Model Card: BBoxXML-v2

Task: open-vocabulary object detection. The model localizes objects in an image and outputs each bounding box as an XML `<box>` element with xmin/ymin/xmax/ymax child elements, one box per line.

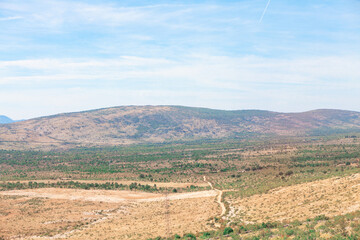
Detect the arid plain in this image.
<box><xmin>1</xmin><ymin>106</ymin><xmax>360</xmax><ymax>239</ymax></box>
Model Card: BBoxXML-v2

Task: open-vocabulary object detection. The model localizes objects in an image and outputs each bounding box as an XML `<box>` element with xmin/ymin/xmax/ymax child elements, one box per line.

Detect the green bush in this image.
<box><xmin>184</xmin><ymin>233</ymin><xmax>196</xmax><ymax>240</ymax></box>
<box><xmin>201</xmin><ymin>232</ymin><xmax>211</xmax><ymax>238</ymax></box>
<box><xmin>223</xmin><ymin>227</ymin><xmax>234</xmax><ymax>235</ymax></box>
<box><xmin>285</xmin><ymin>229</ymin><xmax>294</xmax><ymax>236</ymax></box>
<box><xmin>239</xmin><ymin>225</ymin><xmax>248</xmax><ymax>233</ymax></box>
<box><xmin>314</xmin><ymin>215</ymin><xmax>329</xmax><ymax>221</ymax></box>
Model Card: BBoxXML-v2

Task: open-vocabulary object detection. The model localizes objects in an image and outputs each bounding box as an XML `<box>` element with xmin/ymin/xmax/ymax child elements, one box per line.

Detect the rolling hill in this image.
<box><xmin>1</xmin><ymin>106</ymin><xmax>360</xmax><ymax>150</ymax></box>
<box><xmin>0</xmin><ymin>115</ymin><xmax>14</xmax><ymax>124</ymax></box>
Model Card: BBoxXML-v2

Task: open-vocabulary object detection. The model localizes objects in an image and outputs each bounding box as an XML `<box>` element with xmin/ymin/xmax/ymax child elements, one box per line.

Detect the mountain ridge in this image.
<box><xmin>0</xmin><ymin>115</ymin><xmax>14</xmax><ymax>124</ymax></box>
<box><xmin>1</xmin><ymin>105</ymin><xmax>360</xmax><ymax>150</ymax></box>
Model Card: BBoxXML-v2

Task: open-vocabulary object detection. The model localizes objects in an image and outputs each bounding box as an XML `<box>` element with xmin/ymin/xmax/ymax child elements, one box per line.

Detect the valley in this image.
<box><xmin>1</xmin><ymin>122</ymin><xmax>360</xmax><ymax>239</ymax></box>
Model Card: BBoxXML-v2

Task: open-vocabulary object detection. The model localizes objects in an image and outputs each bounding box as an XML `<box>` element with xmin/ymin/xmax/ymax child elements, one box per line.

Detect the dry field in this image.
<box><xmin>228</xmin><ymin>173</ymin><xmax>360</xmax><ymax>224</ymax></box>
<box><xmin>0</xmin><ymin>188</ymin><xmax>219</xmax><ymax>240</ymax></box>
<box><xmin>1</xmin><ymin>135</ymin><xmax>360</xmax><ymax>239</ymax></box>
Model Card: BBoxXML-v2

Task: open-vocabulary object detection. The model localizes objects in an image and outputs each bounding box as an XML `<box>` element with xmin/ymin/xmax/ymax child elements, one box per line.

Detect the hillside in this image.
<box><xmin>1</xmin><ymin>106</ymin><xmax>360</xmax><ymax>150</ymax></box>
<box><xmin>0</xmin><ymin>115</ymin><xmax>14</xmax><ymax>124</ymax></box>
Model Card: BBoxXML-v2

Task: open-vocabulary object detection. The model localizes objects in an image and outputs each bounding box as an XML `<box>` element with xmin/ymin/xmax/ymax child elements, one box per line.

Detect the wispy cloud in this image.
<box><xmin>1</xmin><ymin>54</ymin><xmax>359</xmax><ymax>91</ymax></box>
<box><xmin>0</xmin><ymin>16</ymin><xmax>23</xmax><ymax>21</ymax></box>
<box><xmin>0</xmin><ymin>0</ymin><xmax>360</xmax><ymax>118</ymax></box>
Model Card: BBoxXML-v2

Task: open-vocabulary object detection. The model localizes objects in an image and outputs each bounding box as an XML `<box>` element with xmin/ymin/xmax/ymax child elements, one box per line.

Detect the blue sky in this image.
<box><xmin>1</xmin><ymin>0</ymin><xmax>360</xmax><ymax>119</ymax></box>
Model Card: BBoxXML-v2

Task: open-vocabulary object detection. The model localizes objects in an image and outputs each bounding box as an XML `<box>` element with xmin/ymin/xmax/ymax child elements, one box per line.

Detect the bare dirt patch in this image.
<box><xmin>66</xmin><ymin>197</ymin><xmax>218</xmax><ymax>240</ymax></box>
<box><xmin>0</xmin><ymin>195</ymin><xmax>120</xmax><ymax>239</ymax></box>
<box><xmin>0</xmin><ymin>188</ymin><xmax>219</xmax><ymax>239</ymax></box>
<box><xmin>0</xmin><ymin>188</ymin><xmax>217</xmax><ymax>203</ymax></box>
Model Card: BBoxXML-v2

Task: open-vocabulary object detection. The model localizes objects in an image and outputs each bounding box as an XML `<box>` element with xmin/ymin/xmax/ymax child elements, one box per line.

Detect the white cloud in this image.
<box><xmin>1</xmin><ymin>1</ymin><xmax>360</xmax><ymax>119</ymax></box>
<box><xmin>1</xmin><ymin>54</ymin><xmax>360</xmax><ymax>119</ymax></box>
<box><xmin>0</xmin><ymin>0</ymin><xmax>217</xmax><ymax>30</ymax></box>
<box><xmin>0</xmin><ymin>16</ymin><xmax>23</xmax><ymax>21</ymax></box>
<box><xmin>1</xmin><ymin>55</ymin><xmax>360</xmax><ymax>88</ymax></box>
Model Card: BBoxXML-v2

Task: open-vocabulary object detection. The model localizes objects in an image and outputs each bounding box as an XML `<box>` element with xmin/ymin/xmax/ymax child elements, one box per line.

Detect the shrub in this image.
<box><xmin>239</xmin><ymin>225</ymin><xmax>248</xmax><ymax>233</ymax></box>
<box><xmin>347</xmin><ymin>234</ymin><xmax>359</xmax><ymax>240</ymax></box>
<box><xmin>184</xmin><ymin>233</ymin><xmax>196</xmax><ymax>240</ymax></box>
<box><xmin>201</xmin><ymin>232</ymin><xmax>211</xmax><ymax>238</ymax></box>
<box><xmin>314</xmin><ymin>215</ymin><xmax>329</xmax><ymax>221</ymax></box>
<box><xmin>285</xmin><ymin>229</ymin><xmax>294</xmax><ymax>236</ymax></box>
<box><xmin>223</xmin><ymin>227</ymin><xmax>234</xmax><ymax>235</ymax></box>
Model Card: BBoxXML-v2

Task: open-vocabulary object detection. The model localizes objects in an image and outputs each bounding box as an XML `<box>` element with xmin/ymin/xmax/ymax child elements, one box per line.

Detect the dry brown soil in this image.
<box><xmin>0</xmin><ymin>189</ymin><xmax>219</xmax><ymax>240</ymax></box>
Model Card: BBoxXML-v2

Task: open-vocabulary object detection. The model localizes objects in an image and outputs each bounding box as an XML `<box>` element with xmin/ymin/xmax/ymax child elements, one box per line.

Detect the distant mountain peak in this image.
<box><xmin>0</xmin><ymin>115</ymin><xmax>14</xmax><ymax>124</ymax></box>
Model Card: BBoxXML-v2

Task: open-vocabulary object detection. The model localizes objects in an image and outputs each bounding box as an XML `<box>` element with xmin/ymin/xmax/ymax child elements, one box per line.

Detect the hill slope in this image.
<box><xmin>0</xmin><ymin>115</ymin><xmax>14</xmax><ymax>124</ymax></box>
<box><xmin>1</xmin><ymin>106</ymin><xmax>360</xmax><ymax>149</ymax></box>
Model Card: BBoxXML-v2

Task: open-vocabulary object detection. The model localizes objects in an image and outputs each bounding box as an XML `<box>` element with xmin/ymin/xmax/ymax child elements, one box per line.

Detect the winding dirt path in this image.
<box><xmin>203</xmin><ymin>176</ymin><xmax>226</xmax><ymax>216</ymax></box>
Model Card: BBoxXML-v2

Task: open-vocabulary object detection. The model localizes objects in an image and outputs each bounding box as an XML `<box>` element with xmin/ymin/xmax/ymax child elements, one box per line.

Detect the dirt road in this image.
<box><xmin>203</xmin><ymin>176</ymin><xmax>226</xmax><ymax>216</ymax></box>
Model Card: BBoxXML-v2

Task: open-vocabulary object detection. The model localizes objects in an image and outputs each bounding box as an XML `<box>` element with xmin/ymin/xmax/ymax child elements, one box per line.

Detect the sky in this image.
<box><xmin>1</xmin><ymin>0</ymin><xmax>360</xmax><ymax>119</ymax></box>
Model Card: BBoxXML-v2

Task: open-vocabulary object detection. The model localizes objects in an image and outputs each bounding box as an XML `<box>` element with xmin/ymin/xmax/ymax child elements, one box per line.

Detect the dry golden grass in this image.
<box><xmin>67</xmin><ymin>197</ymin><xmax>218</xmax><ymax>240</ymax></box>
<box><xmin>0</xmin><ymin>195</ymin><xmax>120</xmax><ymax>239</ymax></box>
<box><xmin>230</xmin><ymin>173</ymin><xmax>360</xmax><ymax>223</ymax></box>
<box><xmin>0</xmin><ymin>188</ymin><xmax>219</xmax><ymax>239</ymax></box>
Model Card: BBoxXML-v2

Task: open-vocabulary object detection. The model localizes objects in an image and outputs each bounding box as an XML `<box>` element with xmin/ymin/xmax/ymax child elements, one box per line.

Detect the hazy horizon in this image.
<box><xmin>1</xmin><ymin>0</ymin><xmax>360</xmax><ymax>119</ymax></box>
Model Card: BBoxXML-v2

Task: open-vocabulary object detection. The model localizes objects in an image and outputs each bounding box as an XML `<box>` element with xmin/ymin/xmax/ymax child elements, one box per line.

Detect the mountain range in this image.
<box><xmin>1</xmin><ymin>105</ymin><xmax>360</xmax><ymax>150</ymax></box>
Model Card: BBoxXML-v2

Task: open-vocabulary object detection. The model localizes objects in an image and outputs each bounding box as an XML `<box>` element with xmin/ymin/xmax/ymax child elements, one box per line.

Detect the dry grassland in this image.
<box><xmin>0</xmin><ymin>189</ymin><xmax>219</xmax><ymax>240</ymax></box>
<box><xmin>229</xmin><ymin>173</ymin><xmax>360</xmax><ymax>224</ymax></box>
<box><xmin>67</xmin><ymin>197</ymin><xmax>218</xmax><ymax>240</ymax></box>
<box><xmin>0</xmin><ymin>195</ymin><xmax>119</xmax><ymax>239</ymax></box>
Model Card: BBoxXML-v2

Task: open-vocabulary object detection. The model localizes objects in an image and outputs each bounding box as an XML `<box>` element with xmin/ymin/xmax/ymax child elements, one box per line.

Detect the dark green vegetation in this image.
<box><xmin>0</xmin><ymin>180</ymin><xmax>207</xmax><ymax>193</ymax></box>
<box><xmin>0</xmin><ymin>139</ymin><xmax>249</xmax><ymax>182</ymax></box>
<box><xmin>1</xmin><ymin>134</ymin><xmax>359</xmax><ymax>186</ymax></box>
<box><xmin>1</xmin><ymin>181</ymin><xmax>157</xmax><ymax>192</ymax></box>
